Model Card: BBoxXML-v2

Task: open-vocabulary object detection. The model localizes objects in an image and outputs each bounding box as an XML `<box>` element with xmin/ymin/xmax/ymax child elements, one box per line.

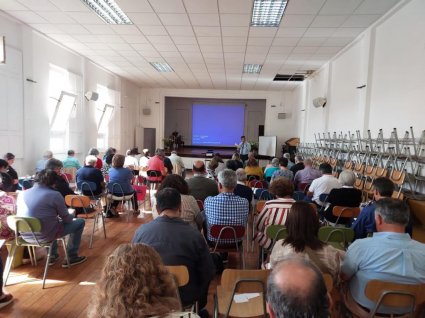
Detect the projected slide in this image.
<box><xmin>192</xmin><ymin>103</ymin><xmax>245</xmax><ymax>146</ymax></box>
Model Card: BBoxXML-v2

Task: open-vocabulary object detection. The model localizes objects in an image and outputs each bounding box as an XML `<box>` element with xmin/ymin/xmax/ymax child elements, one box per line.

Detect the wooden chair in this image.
<box><xmin>318</xmin><ymin>226</ymin><xmax>354</xmax><ymax>250</ymax></box>
<box><xmin>165</xmin><ymin>265</ymin><xmax>196</xmax><ymax>311</ymax></box>
<box><xmin>210</xmin><ymin>225</ymin><xmax>245</xmax><ymax>269</ymax></box>
<box><xmin>65</xmin><ymin>194</ymin><xmax>106</xmax><ymax>248</ymax></box>
<box><xmin>4</xmin><ymin>216</ymin><xmax>70</xmax><ymax>289</ymax></box>
<box><xmin>213</xmin><ymin>269</ymin><xmax>270</xmax><ymax>318</ymax></box>
<box><xmin>332</xmin><ymin>206</ymin><xmax>360</xmax><ymax>226</ymax></box>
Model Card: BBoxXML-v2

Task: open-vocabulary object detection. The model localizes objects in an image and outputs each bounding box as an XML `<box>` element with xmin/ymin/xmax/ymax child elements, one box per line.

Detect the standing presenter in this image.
<box><xmin>236</xmin><ymin>135</ymin><xmax>251</xmax><ymax>163</ymax></box>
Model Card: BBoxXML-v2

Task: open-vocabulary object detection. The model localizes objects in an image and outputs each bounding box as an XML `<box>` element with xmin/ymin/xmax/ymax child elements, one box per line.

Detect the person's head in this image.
<box><xmin>208</xmin><ymin>158</ymin><xmax>219</xmax><ymax>170</ymax></box>
<box><xmin>43</xmin><ymin>150</ymin><xmax>53</xmax><ymax>159</ymax></box>
<box><xmin>131</xmin><ymin>147</ymin><xmax>139</xmax><ymax>155</ymax></box>
<box><xmin>246</xmin><ymin>158</ymin><xmax>258</xmax><ymax>167</ymax></box>
<box><xmin>45</xmin><ymin>158</ymin><xmax>63</xmax><ymax>175</ymax></box>
<box><xmin>88</xmin><ymin>148</ymin><xmax>99</xmax><ymax>157</ymax></box>
<box><xmin>125</xmin><ymin>149</ymin><xmax>131</xmax><ymax>156</ymax></box>
<box><xmin>318</xmin><ymin>163</ymin><xmax>332</xmax><ymax>174</ymax></box>
<box><xmin>88</xmin><ymin>243</ymin><xmax>180</xmax><ymax>318</ymax></box>
<box><xmin>155</xmin><ymin>187</ymin><xmax>182</xmax><ymax>215</ymax></box>
<box><xmin>283</xmin><ymin>202</ymin><xmax>323</xmax><ymax>252</ymax></box>
<box><xmin>294</xmin><ymin>155</ymin><xmax>303</xmax><ymax>164</ymax></box>
<box><xmin>226</xmin><ymin>160</ymin><xmax>239</xmax><ymax>171</ymax></box>
<box><xmin>67</xmin><ymin>150</ymin><xmax>75</xmax><ymax>157</ymax></box>
<box><xmin>283</xmin><ymin>153</ymin><xmax>291</xmax><ymax>160</ymax></box>
<box><xmin>267</xmin><ymin>257</ymin><xmax>329</xmax><ymax>318</ymax></box>
<box><xmin>155</xmin><ymin>148</ymin><xmax>165</xmax><ymax>158</ymax></box>
<box><xmin>105</xmin><ymin>154</ymin><xmax>114</xmax><ymax>165</ymax></box>
<box><xmin>142</xmin><ymin>149</ymin><xmax>150</xmax><ymax>156</ymax></box>
<box><xmin>112</xmin><ymin>154</ymin><xmax>125</xmax><ymax>168</ymax></box>
<box><xmin>241</xmin><ymin>135</ymin><xmax>246</xmax><ymax>142</ymax></box>
<box><xmin>105</xmin><ymin>147</ymin><xmax>116</xmax><ymax>157</ymax></box>
<box><xmin>217</xmin><ymin>169</ymin><xmax>237</xmax><ymax>191</ymax></box>
<box><xmin>0</xmin><ymin>159</ymin><xmax>9</xmax><ymax>173</ymax></box>
<box><xmin>338</xmin><ymin>170</ymin><xmax>356</xmax><ymax>186</ymax></box>
<box><xmin>171</xmin><ymin>150</ymin><xmax>177</xmax><ymax>155</ymax></box>
<box><xmin>158</xmin><ymin>174</ymin><xmax>189</xmax><ymax>195</ymax></box>
<box><xmin>279</xmin><ymin>157</ymin><xmax>288</xmax><ymax>168</ymax></box>
<box><xmin>271</xmin><ymin>158</ymin><xmax>279</xmax><ymax>167</ymax></box>
<box><xmin>3</xmin><ymin>153</ymin><xmax>15</xmax><ymax>166</ymax></box>
<box><xmin>192</xmin><ymin>160</ymin><xmax>206</xmax><ymax>174</ymax></box>
<box><xmin>304</xmin><ymin>158</ymin><xmax>312</xmax><ymax>167</ymax></box>
<box><xmin>269</xmin><ymin>178</ymin><xmax>294</xmax><ymax>198</ymax></box>
<box><xmin>236</xmin><ymin>168</ymin><xmax>247</xmax><ymax>183</ymax></box>
<box><xmin>372</xmin><ymin>177</ymin><xmax>394</xmax><ymax>199</ymax></box>
<box><xmin>34</xmin><ymin>169</ymin><xmax>57</xmax><ymax>187</ymax></box>
<box><xmin>375</xmin><ymin>198</ymin><xmax>410</xmax><ymax>232</ymax></box>
<box><xmin>232</xmin><ymin>152</ymin><xmax>241</xmax><ymax>161</ymax></box>
<box><xmin>85</xmin><ymin>155</ymin><xmax>98</xmax><ymax>166</ymax></box>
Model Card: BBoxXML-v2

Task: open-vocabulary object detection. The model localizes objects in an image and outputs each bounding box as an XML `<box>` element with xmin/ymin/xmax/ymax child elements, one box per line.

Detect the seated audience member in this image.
<box><xmin>186</xmin><ymin>160</ymin><xmax>219</xmax><ymax>202</ymax></box>
<box><xmin>290</xmin><ymin>155</ymin><xmax>305</xmax><ymax>175</ymax></box>
<box><xmin>236</xmin><ymin>135</ymin><xmax>251</xmax><ymax>163</ymax></box>
<box><xmin>62</xmin><ymin>150</ymin><xmax>81</xmax><ymax>170</ymax></box>
<box><xmin>293</xmin><ymin>158</ymin><xmax>321</xmax><ymax>190</ymax></box>
<box><xmin>76</xmin><ymin>155</ymin><xmax>105</xmax><ymax>196</ymax></box>
<box><xmin>3</xmin><ymin>153</ymin><xmax>19</xmax><ymax>192</ymax></box>
<box><xmin>102</xmin><ymin>147</ymin><xmax>116</xmax><ymax>162</ymax></box>
<box><xmin>132</xmin><ymin>188</ymin><xmax>215</xmax><ymax>315</ymax></box>
<box><xmin>283</xmin><ymin>153</ymin><xmax>294</xmax><ymax>169</ymax></box>
<box><xmin>139</xmin><ymin>149</ymin><xmax>150</xmax><ymax>171</ymax></box>
<box><xmin>255</xmin><ymin>178</ymin><xmax>295</xmax><ymax>250</ymax></box>
<box><xmin>45</xmin><ymin>159</ymin><xmax>75</xmax><ymax>198</ymax></box>
<box><xmin>269</xmin><ymin>202</ymin><xmax>344</xmax><ymax>281</ymax></box>
<box><xmin>264</xmin><ymin>158</ymin><xmax>280</xmax><ymax>181</ymax></box>
<box><xmin>88</xmin><ymin>243</ymin><xmax>182</xmax><ymax>318</ymax></box>
<box><xmin>17</xmin><ymin>169</ymin><xmax>86</xmax><ymax>266</ymax></box>
<box><xmin>271</xmin><ymin>158</ymin><xmax>293</xmax><ymax>182</ymax></box>
<box><xmin>124</xmin><ymin>149</ymin><xmax>139</xmax><ymax>174</ymax></box>
<box><xmin>101</xmin><ymin>154</ymin><xmax>113</xmax><ymax>177</ymax></box>
<box><xmin>267</xmin><ymin>257</ymin><xmax>330</xmax><ymax>318</ymax></box>
<box><xmin>0</xmin><ymin>256</ymin><xmax>13</xmax><ymax>309</ymax></box>
<box><xmin>225</xmin><ymin>159</ymin><xmax>239</xmax><ymax>171</ymax></box>
<box><xmin>35</xmin><ymin>150</ymin><xmax>53</xmax><ymax>173</ymax></box>
<box><xmin>204</xmin><ymin>169</ymin><xmax>249</xmax><ymax>244</ymax></box>
<box><xmin>147</xmin><ymin>148</ymin><xmax>167</xmax><ymax>181</ymax></box>
<box><xmin>152</xmin><ymin>175</ymin><xmax>202</xmax><ymax>230</ymax></box>
<box><xmin>168</xmin><ymin>150</ymin><xmax>185</xmax><ymax>177</ymax></box>
<box><xmin>206</xmin><ymin>157</ymin><xmax>219</xmax><ymax>180</ymax></box>
<box><xmin>307</xmin><ymin>163</ymin><xmax>340</xmax><ymax>207</ymax></box>
<box><xmin>164</xmin><ymin>156</ymin><xmax>173</xmax><ymax>175</ymax></box>
<box><xmin>234</xmin><ymin>169</ymin><xmax>253</xmax><ymax>204</ymax></box>
<box><xmin>132</xmin><ymin>147</ymin><xmax>142</xmax><ymax>162</ymax></box>
<box><xmin>245</xmin><ymin>158</ymin><xmax>263</xmax><ymax>180</ymax></box>
<box><xmin>231</xmin><ymin>152</ymin><xmax>244</xmax><ymax>169</ymax></box>
<box><xmin>341</xmin><ymin>199</ymin><xmax>425</xmax><ymax>314</ymax></box>
<box><xmin>0</xmin><ymin>160</ymin><xmax>14</xmax><ymax>192</ymax></box>
<box><xmin>322</xmin><ymin>170</ymin><xmax>362</xmax><ymax>225</ymax></box>
<box><xmin>107</xmin><ymin>154</ymin><xmax>137</xmax><ymax>218</ymax></box>
<box><xmin>88</xmin><ymin>148</ymin><xmax>102</xmax><ymax>169</ymax></box>
<box><xmin>213</xmin><ymin>154</ymin><xmax>226</xmax><ymax>175</ymax></box>
<box><xmin>351</xmin><ymin>177</ymin><xmax>399</xmax><ymax>240</ymax></box>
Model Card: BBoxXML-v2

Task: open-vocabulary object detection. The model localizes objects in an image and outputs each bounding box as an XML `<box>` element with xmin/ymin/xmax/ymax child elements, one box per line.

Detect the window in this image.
<box><xmin>50</xmin><ymin>91</ymin><xmax>77</xmax><ymax>132</ymax></box>
<box><xmin>95</xmin><ymin>84</ymin><xmax>116</xmax><ymax>150</ymax></box>
<box><xmin>97</xmin><ymin>104</ymin><xmax>114</xmax><ymax>149</ymax></box>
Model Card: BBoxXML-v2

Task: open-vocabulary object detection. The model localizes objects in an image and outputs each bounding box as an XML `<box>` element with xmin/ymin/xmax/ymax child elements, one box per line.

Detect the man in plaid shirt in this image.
<box><xmin>204</xmin><ymin>169</ymin><xmax>249</xmax><ymax>244</ymax></box>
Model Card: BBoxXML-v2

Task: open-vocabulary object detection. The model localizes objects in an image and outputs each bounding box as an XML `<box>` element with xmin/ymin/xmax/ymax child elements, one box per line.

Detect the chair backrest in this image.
<box><xmin>256</xmin><ymin>200</ymin><xmax>266</xmax><ymax>213</ymax></box>
<box><xmin>210</xmin><ymin>225</ymin><xmax>245</xmax><ymax>240</ymax></box>
<box><xmin>165</xmin><ymin>265</ymin><xmax>189</xmax><ymax>287</ymax></box>
<box><xmin>265</xmin><ymin>225</ymin><xmax>288</xmax><ymax>242</ymax></box>
<box><xmin>109</xmin><ymin>182</ymin><xmax>125</xmax><ymax>195</ymax></box>
<box><xmin>256</xmin><ymin>189</ymin><xmax>273</xmax><ymax>201</ymax></box>
<box><xmin>332</xmin><ymin>206</ymin><xmax>360</xmax><ymax>219</ymax></box>
<box><xmin>196</xmin><ymin>200</ymin><xmax>204</xmax><ymax>211</ymax></box>
<box><xmin>298</xmin><ymin>182</ymin><xmax>311</xmax><ymax>193</ymax></box>
<box><xmin>293</xmin><ymin>191</ymin><xmax>305</xmax><ymax>201</ymax></box>
<box><xmin>319</xmin><ymin>193</ymin><xmax>329</xmax><ymax>203</ymax></box>
<box><xmin>147</xmin><ymin>170</ymin><xmax>161</xmax><ymax>178</ymax></box>
<box><xmin>7</xmin><ymin>216</ymin><xmax>43</xmax><ymax>245</ymax></box>
<box><xmin>65</xmin><ymin>195</ymin><xmax>91</xmax><ymax>208</ymax></box>
<box><xmin>247</xmin><ymin>175</ymin><xmax>260</xmax><ymax>181</ymax></box>
<box><xmin>364</xmin><ymin>280</ymin><xmax>425</xmax><ymax>315</ymax></box>
<box><xmin>77</xmin><ymin>181</ymin><xmax>97</xmax><ymax>196</ymax></box>
<box><xmin>318</xmin><ymin>226</ymin><xmax>354</xmax><ymax>245</ymax></box>
<box><xmin>221</xmin><ymin>269</ymin><xmax>271</xmax><ymax>293</ymax></box>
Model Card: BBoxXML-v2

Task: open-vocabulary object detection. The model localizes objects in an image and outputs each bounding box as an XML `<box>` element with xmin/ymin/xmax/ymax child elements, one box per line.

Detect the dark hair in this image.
<box><xmin>34</xmin><ymin>169</ymin><xmax>57</xmax><ymax>187</ymax></box>
<box><xmin>318</xmin><ymin>163</ymin><xmax>332</xmax><ymax>174</ymax></box>
<box><xmin>373</xmin><ymin>177</ymin><xmax>394</xmax><ymax>197</ymax></box>
<box><xmin>3</xmin><ymin>153</ymin><xmax>15</xmax><ymax>160</ymax></box>
<box><xmin>156</xmin><ymin>187</ymin><xmax>181</xmax><ymax>212</ymax></box>
<box><xmin>241</xmin><ymin>135</ymin><xmax>246</xmax><ymax>139</ymax></box>
<box><xmin>112</xmin><ymin>154</ymin><xmax>125</xmax><ymax>168</ymax></box>
<box><xmin>279</xmin><ymin>158</ymin><xmax>288</xmax><ymax>168</ymax></box>
<box><xmin>283</xmin><ymin>202</ymin><xmax>324</xmax><ymax>252</ymax></box>
<box><xmin>208</xmin><ymin>158</ymin><xmax>219</xmax><ymax>170</ymax></box>
<box><xmin>130</xmin><ymin>147</ymin><xmax>139</xmax><ymax>155</ymax></box>
<box><xmin>105</xmin><ymin>147</ymin><xmax>116</xmax><ymax>157</ymax></box>
<box><xmin>0</xmin><ymin>159</ymin><xmax>8</xmax><ymax>169</ymax></box>
<box><xmin>226</xmin><ymin>160</ymin><xmax>239</xmax><ymax>171</ymax></box>
<box><xmin>67</xmin><ymin>149</ymin><xmax>75</xmax><ymax>156</ymax></box>
<box><xmin>45</xmin><ymin>158</ymin><xmax>63</xmax><ymax>170</ymax></box>
<box><xmin>105</xmin><ymin>154</ymin><xmax>114</xmax><ymax>165</ymax></box>
<box><xmin>267</xmin><ymin>257</ymin><xmax>329</xmax><ymax>318</ymax></box>
<box><xmin>88</xmin><ymin>147</ymin><xmax>99</xmax><ymax>156</ymax></box>
<box><xmin>246</xmin><ymin>158</ymin><xmax>258</xmax><ymax>167</ymax></box>
<box><xmin>375</xmin><ymin>198</ymin><xmax>410</xmax><ymax>226</ymax></box>
<box><xmin>158</xmin><ymin>174</ymin><xmax>189</xmax><ymax>195</ymax></box>
<box><xmin>269</xmin><ymin>178</ymin><xmax>294</xmax><ymax>197</ymax></box>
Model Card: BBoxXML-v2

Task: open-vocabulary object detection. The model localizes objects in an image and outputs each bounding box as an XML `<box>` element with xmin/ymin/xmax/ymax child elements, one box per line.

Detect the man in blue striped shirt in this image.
<box><xmin>204</xmin><ymin>169</ymin><xmax>249</xmax><ymax>244</ymax></box>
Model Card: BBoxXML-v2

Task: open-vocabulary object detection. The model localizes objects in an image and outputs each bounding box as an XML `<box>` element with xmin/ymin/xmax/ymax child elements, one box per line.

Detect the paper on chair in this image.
<box><xmin>233</xmin><ymin>293</ymin><xmax>261</xmax><ymax>303</ymax></box>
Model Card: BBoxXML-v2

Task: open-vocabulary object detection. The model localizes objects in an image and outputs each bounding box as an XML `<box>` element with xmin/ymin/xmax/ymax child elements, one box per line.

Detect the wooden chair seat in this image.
<box><xmin>216</xmin><ymin>287</ymin><xmax>265</xmax><ymax>318</ymax></box>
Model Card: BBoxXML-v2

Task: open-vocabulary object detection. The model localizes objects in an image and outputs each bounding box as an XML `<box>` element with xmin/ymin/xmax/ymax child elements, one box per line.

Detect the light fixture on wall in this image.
<box><xmin>85</xmin><ymin>91</ymin><xmax>99</xmax><ymax>101</ymax></box>
<box><xmin>80</xmin><ymin>0</ymin><xmax>133</xmax><ymax>24</ymax></box>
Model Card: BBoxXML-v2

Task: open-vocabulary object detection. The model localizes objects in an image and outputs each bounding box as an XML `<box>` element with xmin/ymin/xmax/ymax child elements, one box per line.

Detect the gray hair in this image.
<box><xmin>374</xmin><ymin>198</ymin><xmax>410</xmax><ymax>226</ymax></box>
<box><xmin>295</xmin><ymin>155</ymin><xmax>303</xmax><ymax>163</ymax></box>
<box><xmin>271</xmin><ymin>158</ymin><xmax>279</xmax><ymax>167</ymax></box>
<box><xmin>85</xmin><ymin>155</ymin><xmax>98</xmax><ymax>166</ymax></box>
<box><xmin>88</xmin><ymin>148</ymin><xmax>99</xmax><ymax>156</ymax></box>
<box><xmin>338</xmin><ymin>170</ymin><xmax>356</xmax><ymax>186</ymax></box>
<box><xmin>43</xmin><ymin>150</ymin><xmax>53</xmax><ymax>159</ymax></box>
<box><xmin>235</xmin><ymin>168</ymin><xmax>247</xmax><ymax>182</ymax></box>
<box><xmin>267</xmin><ymin>257</ymin><xmax>329</xmax><ymax>318</ymax></box>
<box><xmin>218</xmin><ymin>169</ymin><xmax>237</xmax><ymax>189</ymax></box>
<box><xmin>45</xmin><ymin>158</ymin><xmax>63</xmax><ymax>170</ymax></box>
<box><xmin>155</xmin><ymin>148</ymin><xmax>165</xmax><ymax>156</ymax></box>
<box><xmin>283</xmin><ymin>153</ymin><xmax>291</xmax><ymax>159</ymax></box>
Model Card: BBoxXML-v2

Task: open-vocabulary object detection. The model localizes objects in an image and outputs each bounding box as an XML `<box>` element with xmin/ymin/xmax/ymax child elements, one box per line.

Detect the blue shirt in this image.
<box><xmin>341</xmin><ymin>232</ymin><xmax>425</xmax><ymax>313</ymax></box>
<box><xmin>204</xmin><ymin>192</ymin><xmax>249</xmax><ymax>243</ymax></box>
<box><xmin>62</xmin><ymin>156</ymin><xmax>81</xmax><ymax>169</ymax></box>
<box><xmin>107</xmin><ymin>167</ymin><xmax>134</xmax><ymax>194</ymax></box>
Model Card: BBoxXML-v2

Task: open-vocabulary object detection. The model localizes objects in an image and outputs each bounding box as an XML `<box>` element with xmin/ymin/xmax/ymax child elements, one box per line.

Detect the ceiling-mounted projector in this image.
<box><xmin>313</xmin><ymin>97</ymin><xmax>327</xmax><ymax>108</ymax></box>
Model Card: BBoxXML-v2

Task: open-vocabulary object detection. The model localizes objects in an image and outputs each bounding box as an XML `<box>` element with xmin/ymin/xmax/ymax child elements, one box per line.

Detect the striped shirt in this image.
<box><xmin>254</xmin><ymin>198</ymin><xmax>295</xmax><ymax>249</ymax></box>
<box><xmin>204</xmin><ymin>192</ymin><xmax>249</xmax><ymax>243</ymax></box>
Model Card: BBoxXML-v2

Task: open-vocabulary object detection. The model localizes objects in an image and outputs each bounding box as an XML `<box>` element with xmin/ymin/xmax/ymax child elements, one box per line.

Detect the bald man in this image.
<box><xmin>267</xmin><ymin>257</ymin><xmax>330</xmax><ymax>318</ymax></box>
<box><xmin>186</xmin><ymin>160</ymin><xmax>219</xmax><ymax>202</ymax></box>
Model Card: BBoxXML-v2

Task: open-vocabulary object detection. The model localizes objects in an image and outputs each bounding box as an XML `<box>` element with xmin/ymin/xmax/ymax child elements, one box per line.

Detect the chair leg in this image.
<box><xmin>61</xmin><ymin>238</ymin><xmax>70</xmax><ymax>268</ymax></box>
<box><xmin>4</xmin><ymin>243</ymin><xmax>18</xmax><ymax>287</ymax></box>
<box><xmin>42</xmin><ymin>246</ymin><xmax>52</xmax><ymax>289</ymax></box>
<box><xmin>89</xmin><ymin>214</ymin><xmax>96</xmax><ymax>249</ymax></box>
<box><xmin>27</xmin><ymin>246</ymin><xmax>35</xmax><ymax>266</ymax></box>
<box><xmin>101</xmin><ymin>212</ymin><xmax>107</xmax><ymax>239</ymax></box>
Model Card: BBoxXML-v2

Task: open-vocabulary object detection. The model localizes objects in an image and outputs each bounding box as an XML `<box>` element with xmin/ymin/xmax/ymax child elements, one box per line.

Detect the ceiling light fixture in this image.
<box><xmin>251</xmin><ymin>0</ymin><xmax>288</xmax><ymax>27</ymax></box>
<box><xmin>80</xmin><ymin>0</ymin><xmax>133</xmax><ymax>25</ymax></box>
<box><xmin>243</xmin><ymin>64</ymin><xmax>263</xmax><ymax>74</ymax></box>
<box><xmin>150</xmin><ymin>62</ymin><xmax>174</xmax><ymax>72</ymax></box>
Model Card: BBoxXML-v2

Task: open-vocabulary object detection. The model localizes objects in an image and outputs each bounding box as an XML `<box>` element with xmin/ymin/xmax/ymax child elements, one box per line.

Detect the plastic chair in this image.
<box><xmin>166</xmin><ymin>265</ymin><xmax>198</xmax><ymax>312</ymax></box>
<box><xmin>4</xmin><ymin>216</ymin><xmax>70</xmax><ymax>289</ymax></box>
<box><xmin>332</xmin><ymin>206</ymin><xmax>360</xmax><ymax>226</ymax></box>
<box><xmin>65</xmin><ymin>194</ymin><xmax>106</xmax><ymax>248</ymax></box>
<box><xmin>210</xmin><ymin>225</ymin><xmax>245</xmax><ymax>269</ymax></box>
<box><xmin>318</xmin><ymin>226</ymin><xmax>354</xmax><ymax>250</ymax></box>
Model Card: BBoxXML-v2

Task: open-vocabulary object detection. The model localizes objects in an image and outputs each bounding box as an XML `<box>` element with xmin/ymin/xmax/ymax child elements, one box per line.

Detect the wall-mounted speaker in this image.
<box><xmin>142</xmin><ymin>108</ymin><xmax>151</xmax><ymax>115</ymax></box>
<box><xmin>277</xmin><ymin>113</ymin><xmax>287</xmax><ymax>119</ymax></box>
<box><xmin>85</xmin><ymin>91</ymin><xmax>99</xmax><ymax>101</ymax></box>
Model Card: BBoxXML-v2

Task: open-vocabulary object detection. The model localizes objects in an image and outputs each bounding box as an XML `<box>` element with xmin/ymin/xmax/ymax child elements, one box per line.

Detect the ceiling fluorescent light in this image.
<box><xmin>251</xmin><ymin>0</ymin><xmax>288</xmax><ymax>27</ymax></box>
<box><xmin>243</xmin><ymin>64</ymin><xmax>262</xmax><ymax>74</ymax></box>
<box><xmin>150</xmin><ymin>62</ymin><xmax>174</xmax><ymax>72</ymax></box>
<box><xmin>81</xmin><ymin>0</ymin><xmax>133</xmax><ymax>25</ymax></box>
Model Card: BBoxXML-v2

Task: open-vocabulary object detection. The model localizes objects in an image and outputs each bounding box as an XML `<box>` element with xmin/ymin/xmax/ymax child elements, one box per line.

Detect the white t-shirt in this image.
<box><xmin>124</xmin><ymin>156</ymin><xmax>138</xmax><ymax>169</ymax></box>
<box><xmin>309</xmin><ymin>174</ymin><xmax>341</xmax><ymax>205</ymax></box>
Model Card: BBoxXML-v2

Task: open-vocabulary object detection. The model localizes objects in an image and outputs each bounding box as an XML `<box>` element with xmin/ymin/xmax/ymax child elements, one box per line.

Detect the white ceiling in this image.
<box><xmin>0</xmin><ymin>0</ymin><xmax>401</xmax><ymax>90</ymax></box>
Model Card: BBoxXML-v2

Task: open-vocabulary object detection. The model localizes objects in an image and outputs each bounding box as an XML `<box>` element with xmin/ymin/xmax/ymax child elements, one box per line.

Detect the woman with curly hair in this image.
<box><xmin>88</xmin><ymin>243</ymin><xmax>182</xmax><ymax>318</ymax></box>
